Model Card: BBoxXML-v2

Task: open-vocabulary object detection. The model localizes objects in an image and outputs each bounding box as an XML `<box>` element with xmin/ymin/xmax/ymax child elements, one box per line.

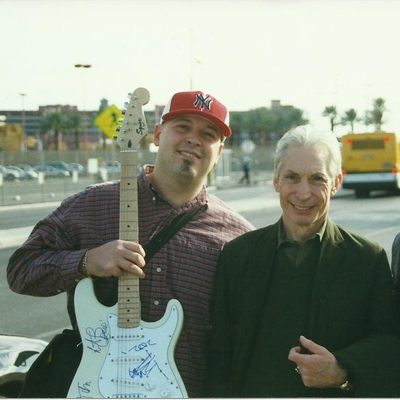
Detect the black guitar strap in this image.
<box><xmin>96</xmin><ymin>205</ymin><xmax>205</xmax><ymax>306</ymax></box>
<box><xmin>143</xmin><ymin>205</ymin><xmax>205</xmax><ymax>262</ymax></box>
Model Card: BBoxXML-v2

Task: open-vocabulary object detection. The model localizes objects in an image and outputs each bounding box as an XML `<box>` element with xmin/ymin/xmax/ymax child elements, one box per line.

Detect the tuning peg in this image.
<box><xmin>121</xmin><ymin>109</ymin><xmax>126</xmax><ymax>115</ymax></box>
<box><xmin>127</xmin><ymin>93</ymin><xmax>132</xmax><ymax>98</ymax></box>
<box><xmin>124</xmin><ymin>102</ymin><xmax>129</xmax><ymax>108</ymax></box>
<box><xmin>118</xmin><ymin>118</ymin><xmax>124</xmax><ymax>123</ymax></box>
<box><xmin>116</xmin><ymin>126</ymin><xmax>121</xmax><ymax>132</ymax></box>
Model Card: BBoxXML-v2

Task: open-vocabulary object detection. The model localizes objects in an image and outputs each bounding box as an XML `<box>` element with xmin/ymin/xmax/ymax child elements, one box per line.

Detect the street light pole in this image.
<box><xmin>20</xmin><ymin>93</ymin><xmax>26</xmax><ymax>151</ymax></box>
<box><xmin>74</xmin><ymin>64</ymin><xmax>92</xmax><ymax>149</ymax></box>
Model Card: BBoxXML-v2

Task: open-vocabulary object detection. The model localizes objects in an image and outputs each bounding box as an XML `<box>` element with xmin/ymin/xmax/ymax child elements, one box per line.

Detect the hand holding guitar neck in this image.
<box><xmin>83</xmin><ymin>240</ymin><xmax>146</xmax><ymax>279</ymax></box>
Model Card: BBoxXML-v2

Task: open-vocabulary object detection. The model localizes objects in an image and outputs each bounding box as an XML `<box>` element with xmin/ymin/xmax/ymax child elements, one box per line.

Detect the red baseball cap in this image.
<box><xmin>160</xmin><ymin>91</ymin><xmax>232</xmax><ymax>138</ymax></box>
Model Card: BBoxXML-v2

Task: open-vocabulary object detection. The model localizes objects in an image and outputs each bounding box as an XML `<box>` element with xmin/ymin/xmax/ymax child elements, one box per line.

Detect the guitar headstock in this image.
<box><xmin>115</xmin><ymin>87</ymin><xmax>150</xmax><ymax>150</ymax></box>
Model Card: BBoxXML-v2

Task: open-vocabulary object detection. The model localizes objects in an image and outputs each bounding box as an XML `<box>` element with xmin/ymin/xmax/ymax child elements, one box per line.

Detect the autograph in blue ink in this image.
<box><xmin>127</xmin><ymin>339</ymin><xmax>156</xmax><ymax>353</ymax></box>
<box><xmin>84</xmin><ymin>323</ymin><xmax>110</xmax><ymax>354</ymax></box>
<box><xmin>129</xmin><ymin>350</ymin><xmax>168</xmax><ymax>380</ymax></box>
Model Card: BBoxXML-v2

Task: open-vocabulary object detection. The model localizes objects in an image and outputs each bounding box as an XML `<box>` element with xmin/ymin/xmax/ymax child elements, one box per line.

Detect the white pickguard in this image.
<box><xmin>67</xmin><ymin>278</ymin><xmax>188</xmax><ymax>398</ymax></box>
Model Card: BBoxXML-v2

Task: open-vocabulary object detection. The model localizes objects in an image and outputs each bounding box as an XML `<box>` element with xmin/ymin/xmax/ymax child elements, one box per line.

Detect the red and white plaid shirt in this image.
<box><xmin>7</xmin><ymin>166</ymin><xmax>254</xmax><ymax>397</ymax></box>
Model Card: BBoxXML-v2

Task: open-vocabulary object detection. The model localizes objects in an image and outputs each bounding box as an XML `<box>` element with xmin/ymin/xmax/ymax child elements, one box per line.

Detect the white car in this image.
<box><xmin>8</xmin><ymin>166</ymin><xmax>38</xmax><ymax>180</ymax></box>
<box><xmin>0</xmin><ymin>166</ymin><xmax>20</xmax><ymax>181</ymax></box>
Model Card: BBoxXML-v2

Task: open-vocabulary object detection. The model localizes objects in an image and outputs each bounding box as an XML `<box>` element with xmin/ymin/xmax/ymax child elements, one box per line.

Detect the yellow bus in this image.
<box><xmin>341</xmin><ymin>131</ymin><xmax>400</xmax><ymax>198</ymax></box>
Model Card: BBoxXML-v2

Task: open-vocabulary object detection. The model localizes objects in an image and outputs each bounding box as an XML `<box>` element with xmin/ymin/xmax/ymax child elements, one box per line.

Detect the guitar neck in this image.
<box><xmin>113</xmin><ymin>87</ymin><xmax>149</xmax><ymax>328</ymax></box>
<box><xmin>118</xmin><ymin>150</ymin><xmax>141</xmax><ymax>328</ymax></box>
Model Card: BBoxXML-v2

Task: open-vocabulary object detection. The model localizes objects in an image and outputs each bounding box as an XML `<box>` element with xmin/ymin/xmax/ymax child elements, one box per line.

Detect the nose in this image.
<box><xmin>295</xmin><ymin>180</ymin><xmax>312</xmax><ymax>200</ymax></box>
<box><xmin>186</xmin><ymin>131</ymin><xmax>201</xmax><ymax>146</ymax></box>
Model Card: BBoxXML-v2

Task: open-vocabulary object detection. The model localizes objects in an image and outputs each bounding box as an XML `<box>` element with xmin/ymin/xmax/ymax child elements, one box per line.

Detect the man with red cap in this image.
<box><xmin>7</xmin><ymin>91</ymin><xmax>254</xmax><ymax>397</ymax></box>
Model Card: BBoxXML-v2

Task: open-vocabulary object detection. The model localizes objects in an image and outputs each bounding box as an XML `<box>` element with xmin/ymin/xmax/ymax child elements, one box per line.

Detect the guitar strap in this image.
<box><xmin>143</xmin><ymin>204</ymin><xmax>205</xmax><ymax>262</ymax></box>
<box><xmin>97</xmin><ymin>204</ymin><xmax>205</xmax><ymax>306</ymax></box>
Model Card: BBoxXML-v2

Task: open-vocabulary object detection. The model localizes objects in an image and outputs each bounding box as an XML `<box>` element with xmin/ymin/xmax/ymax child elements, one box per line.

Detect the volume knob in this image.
<box><xmin>160</xmin><ymin>389</ymin><xmax>170</xmax><ymax>398</ymax></box>
<box><xmin>144</xmin><ymin>381</ymin><xmax>155</xmax><ymax>391</ymax></box>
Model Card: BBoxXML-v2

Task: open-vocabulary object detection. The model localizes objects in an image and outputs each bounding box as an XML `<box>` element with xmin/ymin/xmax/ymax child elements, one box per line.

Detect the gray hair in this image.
<box><xmin>274</xmin><ymin>125</ymin><xmax>342</xmax><ymax>181</ymax></box>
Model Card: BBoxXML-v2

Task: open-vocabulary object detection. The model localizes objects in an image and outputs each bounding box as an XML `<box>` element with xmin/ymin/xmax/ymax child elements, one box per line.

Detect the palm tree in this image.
<box><xmin>341</xmin><ymin>108</ymin><xmax>358</xmax><ymax>133</ymax></box>
<box><xmin>98</xmin><ymin>98</ymin><xmax>109</xmax><ymax>115</ymax></box>
<box><xmin>322</xmin><ymin>106</ymin><xmax>338</xmax><ymax>132</ymax></box>
<box><xmin>362</xmin><ymin>110</ymin><xmax>373</xmax><ymax>132</ymax></box>
<box><xmin>40</xmin><ymin>112</ymin><xmax>66</xmax><ymax>150</ymax></box>
<box><xmin>66</xmin><ymin>113</ymin><xmax>83</xmax><ymax>150</ymax></box>
<box><xmin>370</xmin><ymin>98</ymin><xmax>386</xmax><ymax>131</ymax></box>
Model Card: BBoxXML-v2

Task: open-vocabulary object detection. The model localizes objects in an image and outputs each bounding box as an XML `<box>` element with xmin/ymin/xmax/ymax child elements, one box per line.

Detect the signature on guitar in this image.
<box><xmin>84</xmin><ymin>323</ymin><xmax>110</xmax><ymax>354</ymax></box>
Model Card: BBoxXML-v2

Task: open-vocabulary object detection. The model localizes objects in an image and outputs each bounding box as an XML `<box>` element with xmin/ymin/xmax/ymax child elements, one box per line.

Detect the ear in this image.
<box><xmin>273</xmin><ymin>173</ymin><xmax>280</xmax><ymax>193</ymax></box>
<box><xmin>331</xmin><ymin>174</ymin><xmax>343</xmax><ymax>196</ymax></box>
<box><xmin>216</xmin><ymin>141</ymin><xmax>224</xmax><ymax>158</ymax></box>
<box><xmin>153</xmin><ymin>124</ymin><xmax>162</xmax><ymax>146</ymax></box>
<box><xmin>212</xmin><ymin>142</ymin><xmax>225</xmax><ymax>168</ymax></box>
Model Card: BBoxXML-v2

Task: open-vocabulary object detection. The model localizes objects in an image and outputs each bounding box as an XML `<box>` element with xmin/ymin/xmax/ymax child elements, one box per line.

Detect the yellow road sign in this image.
<box><xmin>94</xmin><ymin>105</ymin><xmax>123</xmax><ymax>139</ymax></box>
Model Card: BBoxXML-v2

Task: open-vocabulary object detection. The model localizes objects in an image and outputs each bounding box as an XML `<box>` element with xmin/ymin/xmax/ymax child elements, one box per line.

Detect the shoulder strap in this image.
<box><xmin>94</xmin><ymin>205</ymin><xmax>205</xmax><ymax>306</ymax></box>
<box><xmin>144</xmin><ymin>205</ymin><xmax>205</xmax><ymax>263</ymax></box>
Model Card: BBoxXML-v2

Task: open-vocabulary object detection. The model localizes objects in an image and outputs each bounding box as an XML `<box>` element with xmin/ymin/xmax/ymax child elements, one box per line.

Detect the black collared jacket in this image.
<box><xmin>205</xmin><ymin>218</ymin><xmax>400</xmax><ymax>397</ymax></box>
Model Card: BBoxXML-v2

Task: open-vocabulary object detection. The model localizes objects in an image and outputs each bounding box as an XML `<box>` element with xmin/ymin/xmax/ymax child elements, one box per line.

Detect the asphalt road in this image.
<box><xmin>1</xmin><ymin>183</ymin><xmax>399</xmax><ymax>342</ymax></box>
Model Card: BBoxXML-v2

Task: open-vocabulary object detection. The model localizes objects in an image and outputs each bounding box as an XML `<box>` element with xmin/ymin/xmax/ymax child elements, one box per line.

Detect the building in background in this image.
<box><xmin>0</xmin><ymin>106</ymin><xmax>158</xmax><ymax>151</ymax></box>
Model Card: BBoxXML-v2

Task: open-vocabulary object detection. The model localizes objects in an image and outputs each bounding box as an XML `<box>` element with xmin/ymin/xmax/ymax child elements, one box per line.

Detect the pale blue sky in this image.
<box><xmin>1</xmin><ymin>0</ymin><xmax>399</xmax><ymax>135</ymax></box>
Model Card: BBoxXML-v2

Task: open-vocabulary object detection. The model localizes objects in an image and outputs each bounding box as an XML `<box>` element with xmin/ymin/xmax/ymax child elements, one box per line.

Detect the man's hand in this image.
<box><xmin>84</xmin><ymin>240</ymin><xmax>146</xmax><ymax>278</ymax></box>
<box><xmin>288</xmin><ymin>335</ymin><xmax>348</xmax><ymax>388</ymax></box>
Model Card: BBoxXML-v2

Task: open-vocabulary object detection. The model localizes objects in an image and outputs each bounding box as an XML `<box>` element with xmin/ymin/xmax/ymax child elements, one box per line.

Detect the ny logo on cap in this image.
<box><xmin>193</xmin><ymin>93</ymin><xmax>213</xmax><ymax>112</ymax></box>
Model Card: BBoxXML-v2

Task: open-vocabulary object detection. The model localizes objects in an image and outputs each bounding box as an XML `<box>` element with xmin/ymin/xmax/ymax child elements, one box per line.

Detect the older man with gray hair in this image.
<box><xmin>205</xmin><ymin>125</ymin><xmax>400</xmax><ymax>397</ymax></box>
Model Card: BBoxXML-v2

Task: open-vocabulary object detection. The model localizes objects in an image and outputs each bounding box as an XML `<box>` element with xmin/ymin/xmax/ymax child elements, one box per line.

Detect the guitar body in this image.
<box><xmin>68</xmin><ymin>278</ymin><xmax>187</xmax><ymax>398</ymax></box>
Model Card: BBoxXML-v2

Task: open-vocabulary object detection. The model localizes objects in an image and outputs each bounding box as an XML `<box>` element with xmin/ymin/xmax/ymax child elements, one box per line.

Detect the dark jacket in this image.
<box><xmin>392</xmin><ymin>232</ymin><xmax>400</xmax><ymax>312</ymax></box>
<box><xmin>205</xmin><ymin>219</ymin><xmax>400</xmax><ymax>397</ymax></box>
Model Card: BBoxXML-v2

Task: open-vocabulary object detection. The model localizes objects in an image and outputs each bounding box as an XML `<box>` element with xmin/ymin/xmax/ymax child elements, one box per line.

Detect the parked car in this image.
<box><xmin>0</xmin><ymin>334</ymin><xmax>48</xmax><ymax>397</ymax></box>
<box><xmin>68</xmin><ymin>163</ymin><xmax>85</xmax><ymax>176</ymax></box>
<box><xmin>101</xmin><ymin>161</ymin><xmax>121</xmax><ymax>174</ymax></box>
<box><xmin>0</xmin><ymin>165</ymin><xmax>20</xmax><ymax>181</ymax></box>
<box><xmin>16</xmin><ymin>164</ymin><xmax>37</xmax><ymax>175</ymax></box>
<box><xmin>35</xmin><ymin>161</ymin><xmax>70</xmax><ymax>174</ymax></box>
<box><xmin>98</xmin><ymin>160</ymin><xmax>121</xmax><ymax>180</ymax></box>
<box><xmin>34</xmin><ymin>165</ymin><xmax>70</xmax><ymax>178</ymax></box>
<box><xmin>8</xmin><ymin>166</ymin><xmax>38</xmax><ymax>180</ymax></box>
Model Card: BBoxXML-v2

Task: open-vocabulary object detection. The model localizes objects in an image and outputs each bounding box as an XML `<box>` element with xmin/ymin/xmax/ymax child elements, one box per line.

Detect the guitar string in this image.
<box><xmin>119</xmin><ymin>148</ymin><xmax>140</xmax><ymax>397</ymax></box>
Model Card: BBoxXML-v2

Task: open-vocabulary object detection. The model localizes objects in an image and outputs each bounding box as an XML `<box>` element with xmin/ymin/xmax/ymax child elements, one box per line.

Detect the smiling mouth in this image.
<box><xmin>293</xmin><ymin>204</ymin><xmax>314</xmax><ymax>211</ymax></box>
<box><xmin>178</xmin><ymin>150</ymin><xmax>199</xmax><ymax>159</ymax></box>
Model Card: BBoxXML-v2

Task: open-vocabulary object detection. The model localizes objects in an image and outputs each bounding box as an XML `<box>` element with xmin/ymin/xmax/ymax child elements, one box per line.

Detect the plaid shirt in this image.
<box><xmin>7</xmin><ymin>167</ymin><xmax>254</xmax><ymax>397</ymax></box>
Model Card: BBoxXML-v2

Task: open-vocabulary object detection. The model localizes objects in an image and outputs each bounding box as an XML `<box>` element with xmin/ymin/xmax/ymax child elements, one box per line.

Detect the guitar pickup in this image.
<box><xmin>112</xmin><ymin>379</ymin><xmax>141</xmax><ymax>388</ymax></box>
<box><xmin>111</xmin><ymin>334</ymin><xmax>144</xmax><ymax>341</ymax></box>
<box><xmin>110</xmin><ymin>393</ymin><xmax>144</xmax><ymax>398</ymax></box>
<box><xmin>112</xmin><ymin>356</ymin><xmax>142</xmax><ymax>364</ymax></box>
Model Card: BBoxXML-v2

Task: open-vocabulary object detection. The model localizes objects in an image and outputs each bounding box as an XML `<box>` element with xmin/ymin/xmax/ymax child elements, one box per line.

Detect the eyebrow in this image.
<box><xmin>174</xmin><ymin>117</ymin><xmax>221</xmax><ymax>136</ymax></box>
<box><xmin>284</xmin><ymin>169</ymin><xmax>327</xmax><ymax>177</ymax></box>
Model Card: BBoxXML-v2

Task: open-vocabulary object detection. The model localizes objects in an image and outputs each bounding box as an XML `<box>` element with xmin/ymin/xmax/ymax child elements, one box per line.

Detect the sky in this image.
<box><xmin>1</xmin><ymin>0</ymin><xmax>400</xmax><ymax>136</ymax></box>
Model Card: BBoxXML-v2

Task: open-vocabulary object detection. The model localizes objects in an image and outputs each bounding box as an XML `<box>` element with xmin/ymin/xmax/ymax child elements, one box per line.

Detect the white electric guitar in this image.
<box><xmin>68</xmin><ymin>88</ymin><xmax>188</xmax><ymax>399</ymax></box>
